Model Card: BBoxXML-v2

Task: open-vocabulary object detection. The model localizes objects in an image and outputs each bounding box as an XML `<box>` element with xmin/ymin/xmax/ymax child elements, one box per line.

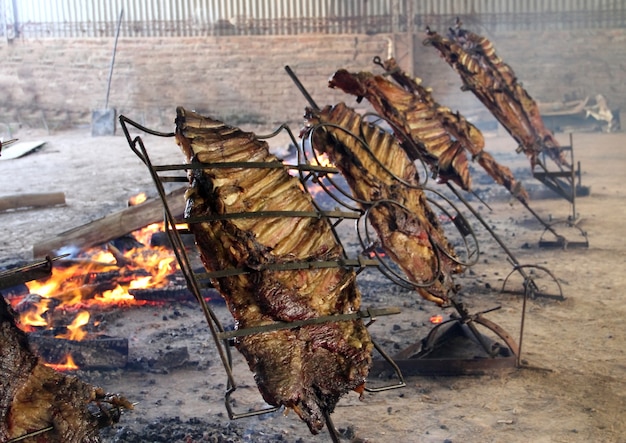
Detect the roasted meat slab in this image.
<box><xmin>302</xmin><ymin>102</ymin><xmax>461</xmax><ymax>306</ymax></box>
<box><xmin>0</xmin><ymin>296</ymin><xmax>130</xmax><ymax>443</ymax></box>
<box><xmin>329</xmin><ymin>64</ymin><xmax>529</xmax><ymax>202</ymax></box>
<box><xmin>174</xmin><ymin>107</ymin><xmax>372</xmax><ymax>434</ymax></box>
<box><xmin>380</xmin><ymin>57</ymin><xmax>529</xmax><ymax>202</ymax></box>
<box><xmin>329</xmin><ymin>68</ymin><xmax>472</xmax><ymax>191</ymax></box>
<box><xmin>424</xmin><ymin>20</ymin><xmax>568</xmax><ymax>169</ymax></box>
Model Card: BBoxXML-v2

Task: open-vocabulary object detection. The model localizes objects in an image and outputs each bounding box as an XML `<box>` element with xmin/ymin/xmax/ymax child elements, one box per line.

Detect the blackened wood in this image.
<box><xmin>149</xmin><ymin>231</ymin><xmax>196</xmax><ymax>248</ymax></box>
<box><xmin>29</xmin><ymin>333</ymin><xmax>128</xmax><ymax>369</ymax></box>
<box><xmin>129</xmin><ymin>285</ymin><xmax>221</xmax><ymax>303</ymax></box>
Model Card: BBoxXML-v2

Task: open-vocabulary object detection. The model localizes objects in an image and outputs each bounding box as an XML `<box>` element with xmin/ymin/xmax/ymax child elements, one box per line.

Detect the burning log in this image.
<box><xmin>32</xmin><ymin>187</ymin><xmax>187</xmax><ymax>258</ymax></box>
<box><xmin>0</xmin><ymin>295</ymin><xmax>131</xmax><ymax>442</ymax></box>
<box><xmin>128</xmin><ymin>285</ymin><xmax>216</xmax><ymax>303</ymax></box>
<box><xmin>28</xmin><ymin>333</ymin><xmax>128</xmax><ymax>370</ymax></box>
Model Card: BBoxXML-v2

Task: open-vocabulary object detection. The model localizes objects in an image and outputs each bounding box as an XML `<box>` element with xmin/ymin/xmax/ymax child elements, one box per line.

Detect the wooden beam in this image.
<box><xmin>32</xmin><ymin>187</ymin><xmax>187</xmax><ymax>258</ymax></box>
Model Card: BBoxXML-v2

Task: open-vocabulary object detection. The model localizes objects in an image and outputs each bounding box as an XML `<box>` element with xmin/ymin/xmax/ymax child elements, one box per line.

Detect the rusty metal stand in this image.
<box><xmin>368</xmin><ymin>55</ymin><xmax>589</xmax><ymax>250</ymax></box>
<box><xmin>119</xmin><ymin>115</ymin><xmax>406</xmax><ymax>435</ymax></box>
<box><xmin>532</xmin><ymin>134</ymin><xmax>589</xmax><ymax>248</ymax></box>
<box><xmin>371</xmin><ymin>301</ymin><xmax>519</xmax><ymax>377</ymax></box>
<box><xmin>446</xmin><ymin>183</ymin><xmax>564</xmax><ymax>301</ymax></box>
<box><xmin>287</xmin><ymin>64</ymin><xmax>533</xmax><ymax>376</ymax></box>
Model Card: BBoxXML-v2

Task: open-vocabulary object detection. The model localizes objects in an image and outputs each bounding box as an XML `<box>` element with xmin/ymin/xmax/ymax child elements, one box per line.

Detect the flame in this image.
<box><xmin>429</xmin><ymin>314</ymin><xmax>444</xmax><ymax>324</ymax></box>
<box><xmin>128</xmin><ymin>192</ymin><xmax>148</xmax><ymax>206</ymax></box>
<box><xmin>312</xmin><ymin>152</ymin><xmax>332</xmax><ymax>168</ymax></box>
<box><xmin>132</xmin><ymin>222</ymin><xmax>188</xmax><ymax>246</ymax></box>
<box><xmin>14</xmin><ymin>222</ymin><xmax>181</xmax><ymax>339</ymax></box>
<box><xmin>44</xmin><ymin>354</ymin><xmax>79</xmax><ymax>371</ymax></box>
<box><xmin>95</xmin><ymin>284</ymin><xmax>136</xmax><ymax>304</ymax></box>
<box><xmin>56</xmin><ymin>311</ymin><xmax>90</xmax><ymax>341</ymax></box>
<box><xmin>19</xmin><ymin>298</ymin><xmax>52</xmax><ymax>329</ymax></box>
<box><xmin>133</xmin><ymin>222</ymin><xmax>162</xmax><ymax>245</ymax></box>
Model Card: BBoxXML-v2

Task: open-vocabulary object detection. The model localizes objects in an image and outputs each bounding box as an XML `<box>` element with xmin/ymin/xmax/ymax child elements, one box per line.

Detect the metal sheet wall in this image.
<box><xmin>2</xmin><ymin>0</ymin><xmax>624</xmax><ymax>39</ymax></box>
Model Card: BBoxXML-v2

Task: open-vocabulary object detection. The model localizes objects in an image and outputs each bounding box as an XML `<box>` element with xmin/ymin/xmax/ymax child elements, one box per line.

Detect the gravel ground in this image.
<box><xmin>1</xmin><ymin>124</ymin><xmax>625</xmax><ymax>442</ymax></box>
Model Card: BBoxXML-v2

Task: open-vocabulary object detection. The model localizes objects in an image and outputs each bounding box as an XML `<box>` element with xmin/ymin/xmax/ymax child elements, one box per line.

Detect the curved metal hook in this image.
<box><xmin>501</xmin><ymin>264</ymin><xmax>564</xmax><ymax>300</ymax></box>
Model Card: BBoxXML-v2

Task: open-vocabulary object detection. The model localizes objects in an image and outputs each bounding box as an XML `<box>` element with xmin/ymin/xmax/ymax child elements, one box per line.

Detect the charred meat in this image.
<box><xmin>174</xmin><ymin>107</ymin><xmax>372</xmax><ymax>434</ymax></box>
<box><xmin>302</xmin><ymin>102</ymin><xmax>461</xmax><ymax>306</ymax></box>
<box><xmin>329</xmin><ymin>68</ymin><xmax>472</xmax><ymax>191</ymax></box>
<box><xmin>0</xmin><ymin>296</ymin><xmax>131</xmax><ymax>443</ymax></box>
<box><xmin>424</xmin><ymin>20</ymin><xmax>568</xmax><ymax>169</ymax></box>
<box><xmin>378</xmin><ymin>57</ymin><xmax>529</xmax><ymax>202</ymax></box>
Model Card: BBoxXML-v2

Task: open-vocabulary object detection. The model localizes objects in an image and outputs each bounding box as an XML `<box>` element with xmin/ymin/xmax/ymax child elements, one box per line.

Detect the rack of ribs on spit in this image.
<box><xmin>0</xmin><ymin>296</ymin><xmax>131</xmax><ymax>443</ymax></box>
<box><xmin>174</xmin><ymin>107</ymin><xmax>373</xmax><ymax>435</ymax></box>
<box><xmin>329</xmin><ymin>68</ymin><xmax>471</xmax><ymax>191</ymax></box>
<box><xmin>302</xmin><ymin>102</ymin><xmax>466</xmax><ymax>306</ymax></box>
<box><xmin>376</xmin><ymin>56</ymin><xmax>529</xmax><ymax>203</ymax></box>
<box><xmin>424</xmin><ymin>19</ymin><xmax>569</xmax><ymax>169</ymax></box>
<box><xmin>328</xmin><ymin>66</ymin><xmax>530</xmax><ymax>203</ymax></box>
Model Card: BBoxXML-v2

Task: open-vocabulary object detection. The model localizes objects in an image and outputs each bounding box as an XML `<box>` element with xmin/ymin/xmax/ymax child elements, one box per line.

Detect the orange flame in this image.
<box><xmin>312</xmin><ymin>152</ymin><xmax>332</xmax><ymax>168</ymax></box>
<box><xmin>128</xmin><ymin>192</ymin><xmax>148</xmax><ymax>206</ymax></box>
<box><xmin>20</xmin><ymin>298</ymin><xmax>52</xmax><ymax>330</ymax></box>
<box><xmin>429</xmin><ymin>314</ymin><xmax>444</xmax><ymax>324</ymax></box>
<box><xmin>92</xmin><ymin>284</ymin><xmax>139</xmax><ymax>307</ymax></box>
<box><xmin>44</xmin><ymin>353</ymin><xmax>79</xmax><ymax>371</ymax></box>
<box><xmin>15</xmin><ymin>222</ymin><xmax>180</xmax><ymax>338</ymax></box>
<box><xmin>55</xmin><ymin>311</ymin><xmax>90</xmax><ymax>341</ymax></box>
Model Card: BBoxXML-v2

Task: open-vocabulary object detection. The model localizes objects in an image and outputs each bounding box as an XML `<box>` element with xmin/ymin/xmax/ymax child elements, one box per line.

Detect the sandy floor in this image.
<box><xmin>1</xmin><ymin>123</ymin><xmax>625</xmax><ymax>442</ymax></box>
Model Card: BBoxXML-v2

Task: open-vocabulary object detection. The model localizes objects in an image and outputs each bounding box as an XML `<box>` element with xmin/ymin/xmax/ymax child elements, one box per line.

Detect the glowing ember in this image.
<box><xmin>429</xmin><ymin>314</ymin><xmax>444</xmax><ymax>324</ymax></box>
<box><xmin>44</xmin><ymin>353</ymin><xmax>79</xmax><ymax>371</ymax></box>
<box><xmin>438</xmin><ymin>214</ymin><xmax>453</xmax><ymax>224</ymax></box>
<box><xmin>55</xmin><ymin>311</ymin><xmax>90</xmax><ymax>341</ymax></box>
<box><xmin>367</xmin><ymin>249</ymin><xmax>387</xmax><ymax>259</ymax></box>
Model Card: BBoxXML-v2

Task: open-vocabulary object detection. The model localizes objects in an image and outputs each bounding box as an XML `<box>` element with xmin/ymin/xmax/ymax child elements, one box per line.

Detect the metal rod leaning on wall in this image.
<box><xmin>105</xmin><ymin>8</ymin><xmax>124</xmax><ymax>110</ymax></box>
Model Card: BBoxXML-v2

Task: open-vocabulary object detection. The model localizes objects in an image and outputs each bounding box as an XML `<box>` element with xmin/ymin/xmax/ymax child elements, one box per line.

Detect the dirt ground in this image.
<box><xmin>1</xmin><ymin>121</ymin><xmax>625</xmax><ymax>443</ymax></box>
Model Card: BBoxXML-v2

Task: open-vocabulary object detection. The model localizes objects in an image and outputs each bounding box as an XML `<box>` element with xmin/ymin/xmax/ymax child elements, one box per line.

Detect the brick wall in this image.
<box><xmin>1</xmin><ymin>29</ymin><xmax>624</xmax><ymax>131</ymax></box>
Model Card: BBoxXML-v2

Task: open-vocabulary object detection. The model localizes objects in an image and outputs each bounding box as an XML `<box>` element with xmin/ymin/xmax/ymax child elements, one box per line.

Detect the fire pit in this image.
<box><xmin>114</xmin><ymin>107</ymin><xmax>531</xmax><ymax>440</ymax></box>
<box><xmin>2</xmin><ymin>218</ymin><xmax>210</xmax><ymax>373</ymax></box>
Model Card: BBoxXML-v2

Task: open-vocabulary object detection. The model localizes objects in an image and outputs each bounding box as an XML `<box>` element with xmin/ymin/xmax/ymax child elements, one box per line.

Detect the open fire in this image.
<box><xmin>9</xmin><ymin>217</ymin><xmax>184</xmax><ymax>370</ymax></box>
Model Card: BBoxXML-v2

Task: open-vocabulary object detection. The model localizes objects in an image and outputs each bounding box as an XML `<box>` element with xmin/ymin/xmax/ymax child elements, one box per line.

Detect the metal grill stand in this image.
<box><xmin>120</xmin><ymin>115</ymin><xmax>406</xmax><ymax>442</ymax></box>
<box><xmin>532</xmin><ymin>133</ymin><xmax>589</xmax><ymax>248</ymax></box>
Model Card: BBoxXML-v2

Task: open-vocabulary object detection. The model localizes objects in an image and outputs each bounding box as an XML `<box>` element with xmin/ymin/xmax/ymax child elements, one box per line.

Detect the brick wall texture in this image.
<box><xmin>1</xmin><ymin>29</ymin><xmax>625</xmax><ymax>131</ymax></box>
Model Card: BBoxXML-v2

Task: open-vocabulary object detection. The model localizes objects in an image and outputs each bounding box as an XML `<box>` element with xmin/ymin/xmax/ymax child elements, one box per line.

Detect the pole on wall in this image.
<box><xmin>91</xmin><ymin>8</ymin><xmax>124</xmax><ymax>137</ymax></box>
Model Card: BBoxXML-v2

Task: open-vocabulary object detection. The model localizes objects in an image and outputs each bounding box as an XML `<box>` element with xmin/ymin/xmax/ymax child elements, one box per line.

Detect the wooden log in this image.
<box><xmin>0</xmin><ymin>192</ymin><xmax>65</xmax><ymax>212</ymax></box>
<box><xmin>33</xmin><ymin>187</ymin><xmax>187</xmax><ymax>258</ymax></box>
<box><xmin>129</xmin><ymin>285</ymin><xmax>222</xmax><ymax>303</ymax></box>
<box><xmin>29</xmin><ymin>333</ymin><xmax>129</xmax><ymax>370</ymax></box>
